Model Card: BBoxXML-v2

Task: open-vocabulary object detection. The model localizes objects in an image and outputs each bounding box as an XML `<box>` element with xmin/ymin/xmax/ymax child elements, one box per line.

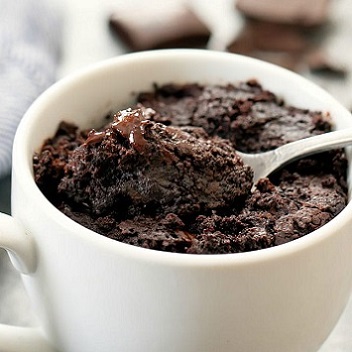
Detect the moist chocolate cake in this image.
<box><xmin>33</xmin><ymin>80</ymin><xmax>348</xmax><ymax>254</ymax></box>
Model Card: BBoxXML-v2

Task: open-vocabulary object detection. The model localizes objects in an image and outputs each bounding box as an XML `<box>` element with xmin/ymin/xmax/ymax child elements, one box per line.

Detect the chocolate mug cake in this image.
<box><xmin>33</xmin><ymin>79</ymin><xmax>347</xmax><ymax>254</ymax></box>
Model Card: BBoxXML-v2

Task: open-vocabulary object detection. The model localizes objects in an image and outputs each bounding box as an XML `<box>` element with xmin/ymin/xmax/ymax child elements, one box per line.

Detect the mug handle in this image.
<box><xmin>0</xmin><ymin>213</ymin><xmax>56</xmax><ymax>352</ymax></box>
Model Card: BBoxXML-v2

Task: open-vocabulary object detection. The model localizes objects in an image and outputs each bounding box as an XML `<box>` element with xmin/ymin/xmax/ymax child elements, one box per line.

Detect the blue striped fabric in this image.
<box><xmin>0</xmin><ymin>0</ymin><xmax>62</xmax><ymax>178</ymax></box>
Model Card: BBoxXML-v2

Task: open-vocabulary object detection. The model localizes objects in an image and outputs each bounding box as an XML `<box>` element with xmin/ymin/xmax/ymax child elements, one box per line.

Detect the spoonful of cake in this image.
<box><xmin>237</xmin><ymin>128</ymin><xmax>352</xmax><ymax>184</ymax></box>
<box><xmin>56</xmin><ymin>105</ymin><xmax>352</xmax><ymax>222</ymax></box>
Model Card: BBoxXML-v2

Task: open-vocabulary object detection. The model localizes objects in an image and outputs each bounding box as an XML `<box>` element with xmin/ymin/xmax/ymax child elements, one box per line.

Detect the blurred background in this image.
<box><xmin>1</xmin><ymin>0</ymin><xmax>352</xmax><ymax>350</ymax></box>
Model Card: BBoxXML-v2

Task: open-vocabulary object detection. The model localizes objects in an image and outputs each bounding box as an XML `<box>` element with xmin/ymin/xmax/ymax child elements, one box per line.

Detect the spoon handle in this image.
<box><xmin>240</xmin><ymin>128</ymin><xmax>352</xmax><ymax>184</ymax></box>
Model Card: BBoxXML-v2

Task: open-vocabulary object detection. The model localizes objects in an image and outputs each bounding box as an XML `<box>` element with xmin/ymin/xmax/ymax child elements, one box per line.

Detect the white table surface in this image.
<box><xmin>1</xmin><ymin>0</ymin><xmax>352</xmax><ymax>351</ymax></box>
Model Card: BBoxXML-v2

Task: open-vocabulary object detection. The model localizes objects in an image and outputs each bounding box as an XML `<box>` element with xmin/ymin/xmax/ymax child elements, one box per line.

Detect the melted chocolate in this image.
<box><xmin>111</xmin><ymin>108</ymin><xmax>149</xmax><ymax>151</ymax></box>
<box><xmin>85</xmin><ymin>108</ymin><xmax>151</xmax><ymax>152</ymax></box>
<box><xmin>85</xmin><ymin>130</ymin><xmax>105</xmax><ymax>145</ymax></box>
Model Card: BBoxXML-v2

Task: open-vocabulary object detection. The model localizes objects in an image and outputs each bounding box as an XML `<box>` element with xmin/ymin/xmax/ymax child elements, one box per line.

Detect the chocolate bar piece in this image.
<box><xmin>227</xmin><ymin>0</ymin><xmax>335</xmax><ymax>74</ymax></box>
<box><xmin>227</xmin><ymin>19</ymin><xmax>308</xmax><ymax>71</ymax></box>
<box><xmin>306</xmin><ymin>49</ymin><xmax>347</xmax><ymax>78</ymax></box>
<box><xmin>109</xmin><ymin>3</ymin><xmax>211</xmax><ymax>51</ymax></box>
<box><xmin>236</xmin><ymin>0</ymin><xmax>330</xmax><ymax>27</ymax></box>
<box><xmin>228</xmin><ymin>19</ymin><xmax>309</xmax><ymax>53</ymax></box>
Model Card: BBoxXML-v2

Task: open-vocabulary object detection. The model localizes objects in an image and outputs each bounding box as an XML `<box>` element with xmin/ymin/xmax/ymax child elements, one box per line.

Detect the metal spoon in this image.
<box><xmin>236</xmin><ymin>128</ymin><xmax>352</xmax><ymax>185</ymax></box>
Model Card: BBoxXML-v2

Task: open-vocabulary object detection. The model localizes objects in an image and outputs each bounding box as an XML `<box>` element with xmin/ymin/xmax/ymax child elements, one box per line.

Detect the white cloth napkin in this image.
<box><xmin>0</xmin><ymin>0</ymin><xmax>62</xmax><ymax>178</ymax></box>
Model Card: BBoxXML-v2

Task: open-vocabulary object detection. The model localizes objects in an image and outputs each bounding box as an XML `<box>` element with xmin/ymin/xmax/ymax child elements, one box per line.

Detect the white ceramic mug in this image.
<box><xmin>1</xmin><ymin>49</ymin><xmax>352</xmax><ymax>352</ymax></box>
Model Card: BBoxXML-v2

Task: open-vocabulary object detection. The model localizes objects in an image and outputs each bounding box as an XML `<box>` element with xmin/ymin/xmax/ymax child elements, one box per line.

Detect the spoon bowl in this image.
<box><xmin>237</xmin><ymin>128</ymin><xmax>352</xmax><ymax>184</ymax></box>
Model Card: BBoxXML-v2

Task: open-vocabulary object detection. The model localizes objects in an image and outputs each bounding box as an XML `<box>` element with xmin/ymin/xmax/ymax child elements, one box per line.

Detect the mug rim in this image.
<box><xmin>12</xmin><ymin>49</ymin><xmax>352</xmax><ymax>267</ymax></box>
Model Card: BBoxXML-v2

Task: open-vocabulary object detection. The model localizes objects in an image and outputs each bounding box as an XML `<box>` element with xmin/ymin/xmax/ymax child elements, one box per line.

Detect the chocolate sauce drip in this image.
<box><xmin>111</xmin><ymin>108</ymin><xmax>148</xmax><ymax>151</ymax></box>
<box><xmin>85</xmin><ymin>108</ymin><xmax>152</xmax><ymax>151</ymax></box>
<box><xmin>85</xmin><ymin>130</ymin><xmax>105</xmax><ymax>145</ymax></box>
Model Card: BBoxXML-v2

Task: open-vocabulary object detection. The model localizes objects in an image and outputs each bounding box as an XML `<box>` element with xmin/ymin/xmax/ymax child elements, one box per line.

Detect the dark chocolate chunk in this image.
<box><xmin>236</xmin><ymin>0</ymin><xmax>331</xmax><ymax>27</ymax></box>
<box><xmin>109</xmin><ymin>4</ymin><xmax>211</xmax><ymax>51</ymax></box>
<box><xmin>228</xmin><ymin>0</ymin><xmax>337</xmax><ymax>73</ymax></box>
<box><xmin>229</xmin><ymin>19</ymin><xmax>309</xmax><ymax>53</ymax></box>
<box><xmin>226</xmin><ymin>19</ymin><xmax>310</xmax><ymax>71</ymax></box>
<box><xmin>306</xmin><ymin>49</ymin><xmax>348</xmax><ymax>78</ymax></box>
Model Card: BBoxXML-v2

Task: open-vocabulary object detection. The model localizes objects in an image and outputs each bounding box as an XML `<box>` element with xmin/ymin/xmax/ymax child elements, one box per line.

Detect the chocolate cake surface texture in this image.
<box><xmin>33</xmin><ymin>80</ymin><xmax>347</xmax><ymax>254</ymax></box>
